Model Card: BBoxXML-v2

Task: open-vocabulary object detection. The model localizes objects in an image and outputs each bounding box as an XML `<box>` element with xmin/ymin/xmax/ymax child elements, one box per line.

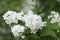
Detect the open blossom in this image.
<box><xmin>3</xmin><ymin>10</ymin><xmax>24</xmax><ymax>24</ymax></box>
<box><xmin>11</xmin><ymin>25</ymin><xmax>25</xmax><ymax>37</ymax></box>
<box><xmin>21</xmin><ymin>35</ymin><xmax>25</xmax><ymax>39</ymax></box>
<box><xmin>16</xmin><ymin>11</ymin><xmax>24</xmax><ymax>20</ymax></box>
<box><xmin>23</xmin><ymin>10</ymin><xmax>46</xmax><ymax>34</ymax></box>
<box><xmin>3</xmin><ymin>11</ymin><xmax>18</xmax><ymax>24</ymax></box>
<box><xmin>48</xmin><ymin>11</ymin><xmax>60</xmax><ymax>24</ymax></box>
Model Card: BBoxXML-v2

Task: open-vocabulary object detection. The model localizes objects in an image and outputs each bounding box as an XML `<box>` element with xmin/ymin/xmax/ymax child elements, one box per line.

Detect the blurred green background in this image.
<box><xmin>0</xmin><ymin>0</ymin><xmax>60</xmax><ymax>40</ymax></box>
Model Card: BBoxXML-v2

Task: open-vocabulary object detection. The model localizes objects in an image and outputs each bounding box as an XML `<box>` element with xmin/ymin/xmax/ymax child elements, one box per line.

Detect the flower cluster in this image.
<box><xmin>3</xmin><ymin>11</ymin><xmax>24</xmax><ymax>24</ymax></box>
<box><xmin>3</xmin><ymin>10</ymin><xmax>46</xmax><ymax>38</ymax></box>
<box><xmin>48</xmin><ymin>11</ymin><xmax>60</xmax><ymax>24</ymax></box>
<box><xmin>11</xmin><ymin>25</ymin><xmax>25</xmax><ymax>37</ymax></box>
<box><xmin>23</xmin><ymin>10</ymin><xmax>46</xmax><ymax>34</ymax></box>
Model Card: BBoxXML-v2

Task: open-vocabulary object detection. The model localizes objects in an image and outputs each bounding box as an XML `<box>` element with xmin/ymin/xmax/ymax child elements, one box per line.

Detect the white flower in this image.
<box><xmin>48</xmin><ymin>11</ymin><xmax>60</xmax><ymax>24</ymax></box>
<box><xmin>3</xmin><ymin>10</ymin><xmax>24</xmax><ymax>24</ymax></box>
<box><xmin>51</xmin><ymin>11</ymin><xmax>56</xmax><ymax>14</ymax></box>
<box><xmin>16</xmin><ymin>11</ymin><xmax>24</xmax><ymax>20</ymax></box>
<box><xmin>23</xmin><ymin>10</ymin><xmax>46</xmax><ymax>34</ymax></box>
<box><xmin>3</xmin><ymin>11</ymin><xmax>18</xmax><ymax>24</ymax></box>
<box><xmin>48</xmin><ymin>15</ymin><xmax>53</xmax><ymax>19</ymax></box>
<box><xmin>21</xmin><ymin>35</ymin><xmax>25</xmax><ymax>39</ymax></box>
<box><xmin>11</xmin><ymin>25</ymin><xmax>25</xmax><ymax>37</ymax></box>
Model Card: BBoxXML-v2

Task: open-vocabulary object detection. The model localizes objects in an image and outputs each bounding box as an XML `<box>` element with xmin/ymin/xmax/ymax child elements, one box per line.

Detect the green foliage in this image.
<box><xmin>41</xmin><ymin>28</ymin><xmax>57</xmax><ymax>38</ymax></box>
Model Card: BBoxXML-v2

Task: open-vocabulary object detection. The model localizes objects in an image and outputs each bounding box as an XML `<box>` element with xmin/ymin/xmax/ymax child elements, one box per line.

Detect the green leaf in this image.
<box><xmin>47</xmin><ymin>23</ymin><xmax>60</xmax><ymax>30</ymax></box>
<box><xmin>41</xmin><ymin>29</ymin><xmax>58</xmax><ymax>38</ymax></box>
<box><xmin>53</xmin><ymin>4</ymin><xmax>60</xmax><ymax>13</ymax></box>
<box><xmin>46</xmin><ymin>0</ymin><xmax>57</xmax><ymax>8</ymax></box>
